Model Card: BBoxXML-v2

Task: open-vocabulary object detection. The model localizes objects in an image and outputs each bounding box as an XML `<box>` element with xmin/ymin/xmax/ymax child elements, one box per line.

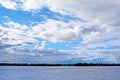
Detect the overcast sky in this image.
<box><xmin>0</xmin><ymin>0</ymin><xmax>120</xmax><ymax>63</ymax></box>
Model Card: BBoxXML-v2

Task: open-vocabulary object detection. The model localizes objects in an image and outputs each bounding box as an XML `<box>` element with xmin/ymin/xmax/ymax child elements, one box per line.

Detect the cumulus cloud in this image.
<box><xmin>0</xmin><ymin>0</ymin><xmax>18</xmax><ymax>9</ymax></box>
<box><xmin>0</xmin><ymin>22</ymin><xmax>38</xmax><ymax>49</ymax></box>
<box><xmin>50</xmin><ymin>0</ymin><xmax>120</xmax><ymax>20</ymax></box>
<box><xmin>21</xmin><ymin>0</ymin><xmax>49</xmax><ymax>11</ymax></box>
<box><xmin>0</xmin><ymin>0</ymin><xmax>50</xmax><ymax>11</ymax></box>
<box><xmin>48</xmin><ymin>0</ymin><xmax>120</xmax><ymax>44</ymax></box>
<box><xmin>31</xmin><ymin>19</ymin><xmax>82</xmax><ymax>43</ymax></box>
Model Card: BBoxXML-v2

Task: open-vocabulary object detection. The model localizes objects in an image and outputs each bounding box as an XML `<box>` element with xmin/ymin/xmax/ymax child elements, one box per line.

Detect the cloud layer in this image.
<box><xmin>0</xmin><ymin>0</ymin><xmax>120</xmax><ymax>63</ymax></box>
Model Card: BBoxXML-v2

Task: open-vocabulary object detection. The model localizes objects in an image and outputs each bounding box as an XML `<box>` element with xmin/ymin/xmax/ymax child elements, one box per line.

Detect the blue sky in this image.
<box><xmin>0</xmin><ymin>0</ymin><xmax>120</xmax><ymax>63</ymax></box>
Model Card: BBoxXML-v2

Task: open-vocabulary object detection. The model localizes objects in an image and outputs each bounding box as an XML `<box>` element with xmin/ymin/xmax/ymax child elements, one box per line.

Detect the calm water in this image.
<box><xmin>0</xmin><ymin>66</ymin><xmax>120</xmax><ymax>80</ymax></box>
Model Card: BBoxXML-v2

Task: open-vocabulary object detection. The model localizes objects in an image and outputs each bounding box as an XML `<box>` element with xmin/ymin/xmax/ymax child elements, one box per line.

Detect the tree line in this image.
<box><xmin>0</xmin><ymin>63</ymin><xmax>120</xmax><ymax>66</ymax></box>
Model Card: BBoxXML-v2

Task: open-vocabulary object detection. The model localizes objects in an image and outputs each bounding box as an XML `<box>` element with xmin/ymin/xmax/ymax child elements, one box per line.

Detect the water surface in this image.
<box><xmin>0</xmin><ymin>66</ymin><xmax>119</xmax><ymax>80</ymax></box>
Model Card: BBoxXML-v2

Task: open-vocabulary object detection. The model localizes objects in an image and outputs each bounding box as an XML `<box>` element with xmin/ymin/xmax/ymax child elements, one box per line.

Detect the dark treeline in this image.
<box><xmin>0</xmin><ymin>63</ymin><xmax>120</xmax><ymax>66</ymax></box>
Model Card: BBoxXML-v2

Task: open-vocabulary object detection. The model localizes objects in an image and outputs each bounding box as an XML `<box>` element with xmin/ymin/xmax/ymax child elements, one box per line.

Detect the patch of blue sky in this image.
<box><xmin>0</xmin><ymin>6</ymin><xmax>44</xmax><ymax>25</ymax></box>
<box><xmin>37</xmin><ymin>7</ymin><xmax>82</xmax><ymax>22</ymax></box>
<box><xmin>102</xmin><ymin>37</ymin><xmax>120</xmax><ymax>42</ymax></box>
<box><xmin>105</xmin><ymin>46</ymin><xmax>120</xmax><ymax>50</ymax></box>
<box><xmin>18</xmin><ymin>38</ymin><xmax>83</xmax><ymax>50</ymax></box>
<box><xmin>66</xmin><ymin>38</ymin><xmax>83</xmax><ymax>46</ymax></box>
<box><xmin>17</xmin><ymin>44</ymin><xmax>35</xmax><ymax>49</ymax></box>
<box><xmin>45</xmin><ymin>39</ymin><xmax>83</xmax><ymax>50</ymax></box>
<box><xmin>105</xmin><ymin>47</ymin><xmax>114</xmax><ymax>50</ymax></box>
<box><xmin>0</xmin><ymin>6</ymin><xmax>82</xmax><ymax>26</ymax></box>
<box><xmin>45</xmin><ymin>41</ymin><xmax>75</xmax><ymax>50</ymax></box>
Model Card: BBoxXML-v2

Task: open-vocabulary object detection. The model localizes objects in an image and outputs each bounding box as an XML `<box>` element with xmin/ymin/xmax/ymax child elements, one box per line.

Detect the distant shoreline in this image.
<box><xmin>0</xmin><ymin>63</ymin><xmax>120</xmax><ymax>66</ymax></box>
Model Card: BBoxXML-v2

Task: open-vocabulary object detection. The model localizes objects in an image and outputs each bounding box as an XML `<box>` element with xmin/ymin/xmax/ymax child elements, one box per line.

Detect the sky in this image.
<box><xmin>0</xmin><ymin>0</ymin><xmax>120</xmax><ymax>64</ymax></box>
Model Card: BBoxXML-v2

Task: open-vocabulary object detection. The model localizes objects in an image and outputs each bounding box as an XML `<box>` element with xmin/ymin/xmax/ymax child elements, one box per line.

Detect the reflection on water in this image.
<box><xmin>0</xmin><ymin>66</ymin><xmax>120</xmax><ymax>80</ymax></box>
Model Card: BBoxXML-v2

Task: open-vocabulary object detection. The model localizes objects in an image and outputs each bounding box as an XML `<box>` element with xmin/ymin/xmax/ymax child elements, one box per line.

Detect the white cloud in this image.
<box><xmin>49</xmin><ymin>0</ymin><xmax>120</xmax><ymax>20</ymax></box>
<box><xmin>28</xmin><ymin>18</ymin><xmax>120</xmax><ymax>44</ymax></box>
<box><xmin>0</xmin><ymin>0</ymin><xmax>18</xmax><ymax>9</ymax></box>
<box><xmin>4</xmin><ymin>21</ymin><xmax>28</xmax><ymax>30</ymax></box>
<box><xmin>31</xmin><ymin>19</ymin><xmax>82</xmax><ymax>43</ymax></box>
<box><xmin>82</xmin><ymin>31</ymin><xmax>102</xmax><ymax>43</ymax></box>
<box><xmin>0</xmin><ymin>22</ymin><xmax>38</xmax><ymax>49</ymax></box>
<box><xmin>48</xmin><ymin>0</ymin><xmax>120</xmax><ymax>44</ymax></box>
<box><xmin>21</xmin><ymin>0</ymin><xmax>49</xmax><ymax>11</ymax></box>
